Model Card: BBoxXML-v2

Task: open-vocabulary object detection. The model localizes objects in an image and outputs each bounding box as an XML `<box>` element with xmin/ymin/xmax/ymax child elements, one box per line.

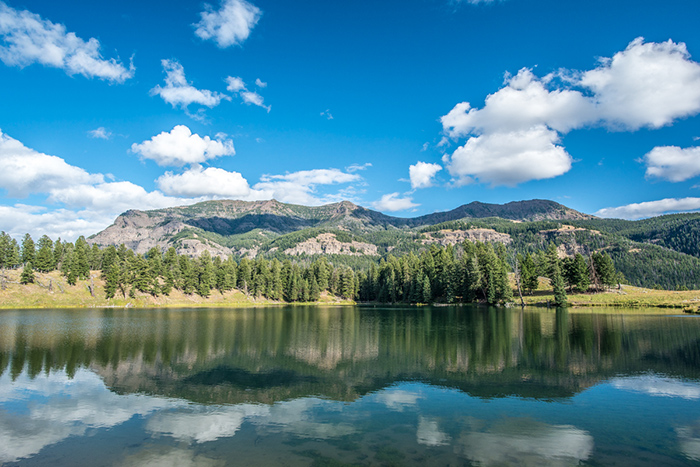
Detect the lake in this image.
<box><xmin>1</xmin><ymin>305</ymin><xmax>699</xmax><ymax>466</ymax></box>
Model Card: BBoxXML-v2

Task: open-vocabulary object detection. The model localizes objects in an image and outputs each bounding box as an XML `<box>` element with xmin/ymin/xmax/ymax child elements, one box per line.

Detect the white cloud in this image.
<box><xmin>48</xmin><ymin>181</ymin><xmax>192</xmax><ymax>213</ymax></box>
<box><xmin>88</xmin><ymin>127</ymin><xmax>111</xmax><ymax>139</ymax></box>
<box><xmin>444</xmin><ymin>126</ymin><xmax>572</xmax><ymax>186</ymax></box>
<box><xmin>320</xmin><ymin>109</ymin><xmax>333</xmax><ymax>120</ymax></box>
<box><xmin>441</xmin><ymin>69</ymin><xmax>594</xmax><ymax>138</ymax></box>
<box><xmin>253</xmin><ymin>168</ymin><xmax>361</xmax><ymax>205</ymax></box>
<box><xmin>595</xmin><ymin>197</ymin><xmax>700</xmax><ymax>219</ymax></box>
<box><xmin>225</xmin><ymin>75</ymin><xmax>246</xmax><ymax>92</ymax></box>
<box><xmin>611</xmin><ymin>375</ymin><xmax>700</xmax><ymax>400</ymax></box>
<box><xmin>0</xmin><ymin>369</ymin><xmax>182</xmax><ymax>464</ymax></box>
<box><xmin>194</xmin><ymin>0</ymin><xmax>261</xmax><ymax>48</ymax></box>
<box><xmin>346</xmin><ymin>163</ymin><xmax>371</xmax><ymax>172</ymax></box>
<box><xmin>458</xmin><ymin>422</ymin><xmax>594</xmax><ymax>465</ymax></box>
<box><xmin>240</xmin><ymin>90</ymin><xmax>270</xmax><ymax>111</ymax></box>
<box><xmin>580</xmin><ymin>38</ymin><xmax>700</xmax><ymax>130</ymax></box>
<box><xmin>643</xmin><ymin>145</ymin><xmax>700</xmax><ymax>182</ymax></box>
<box><xmin>147</xmin><ymin>404</ymin><xmax>269</xmax><ymax>443</ymax></box>
<box><xmin>371</xmin><ymin>193</ymin><xmax>419</xmax><ymax>212</ymax></box>
<box><xmin>0</xmin><ymin>2</ymin><xmax>134</xmax><ymax>82</ymax></box>
<box><xmin>151</xmin><ymin>60</ymin><xmax>230</xmax><ymax>109</ymax></box>
<box><xmin>0</xmin><ymin>204</ymin><xmax>111</xmax><ymax>243</ymax></box>
<box><xmin>678</xmin><ymin>425</ymin><xmax>700</xmax><ymax>461</ymax></box>
<box><xmin>409</xmin><ymin>161</ymin><xmax>442</xmax><ymax>189</ymax></box>
<box><xmin>0</xmin><ymin>130</ymin><xmax>202</xmax><ymax>240</ymax></box>
<box><xmin>226</xmin><ymin>76</ymin><xmax>270</xmax><ymax>111</ymax></box>
<box><xmin>417</xmin><ymin>416</ymin><xmax>450</xmax><ymax>446</ymax></box>
<box><xmin>0</xmin><ymin>129</ymin><xmax>102</xmax><ymax>197</ymax></box>
<box><xmin>157</xmin><ymin>165</ymin><xmax>265</xmax><ymax>199</ymax></box>
<box><xmin>440</xmin><ymin>38</ymin><xmax>700</xmax><ymax>186</ymax></box>
<box><xmin>375</xmin><ymin>389</ymin><xmax>422</xmax><ymax>411</ymax></box>
<box><xmin>131</xmin><ymin>125</ymin><xmax>235</xmax><ymax>167</ymax></box>
<box><xmin>254</xmin><ymin>78</ymin><xmax>266</xmax><ymax>88</ymax></box>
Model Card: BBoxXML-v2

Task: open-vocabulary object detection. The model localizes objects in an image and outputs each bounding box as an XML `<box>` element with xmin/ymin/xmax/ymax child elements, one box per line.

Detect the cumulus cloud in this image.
<box><xmin>0</xmin><ymin>369</ymin><xmax>182</xmax><ymax>463</ymax></box>
<box><xmin>441</xmin><ymin>38</ymin><xmax>700</xmax><ymax>186</ymax></box>
<box><xmin>0</xmin><ymin>129</ymin><xmax>102</xmax><ymax>197</ymax></box>
<box><xmin>376</xmin><ymin>389</ymin><xmax>422</xmax><ymax>411</ymax></box>
<box><xmin>595</xmin><ymin>197</ymin><xmax>700</xmax><ymax>219</ymax></box>
<box><xmin>611</xmin><ymin>375</ymin><xmax>700</xmax><ymax>400</ymax></box>
<box><xmin>147</xmin><ymin>404</ymin><xmax>269</xmax><ymax>443</ymax></box>
<box><xmin>253</xmin><ymin>168</ymin><xmax>361</xmax><ymax>205</ymax></box>
<box><xmin>409</xmin><ymin>161</ymin><xmax>442</xmax><ymax>189</ymax></box>
<box><xmin>48</xmin><ymin>181</ymin><xmax>192</xmax><ymax>213</ymax></box>
<box><xmin>371</xmin><ymin>193</ymin><xmax>419</xmax><ymax>212</ymax></box>
<box><xmin>131</xmin><ymin>125</ymin><xmax>235</xmax><ymax>167</ymax></box>
<box><xmin>194</xmin><ymin>0</ymin><xmax>261</xmax><ymax>48</ymax></box>
<box><xmin>157</xmin><ymin>165</ymin><xmax>265</xmax><ymax>199</ymax></box>
<box><xmin>458</xmin><ymin>422</ymin><xmax>594</xmax><ymax>465</ymax></box>
<box><xmin>643</xmin><ymin>145</ymin><xmax>700</xmax><ymax>182</ymax></box>
<box><xmin>441</xmin><ymin>69</ymin><xmax>594</xmax><ymax>138</ymax></box>
<box><xmin>255</xmin><ymin>78</ymin><xmax>266</xmax><ymax>88</ymax></box>
<box><xmin>580</xmin><ymin>38</ymin><xmax>700</xmax><ymax>130</ymax></box>
<box><xmin>88</xmin><ymin>127</ymin><xmax>111</xmax><ymax>139</ymax></box>
<box><xmin>0</xmin><ymin>129</ymin><xmax>201</xmax><ymax>240</ymax></box>
<box><xmin>417</xmin><ymin>416</ymin><xmax>450</xmax><ymax>446</ymax></box>
<box><xmin>0</xmin><ymin>2</ymin><xmax>134</xmax><ymax>82</ymax></box>
<box><xmin>445</xmin><ymin>126</ymin><xmax>571</xmax><ymax>186</ymax></box>
<box><xmin>151</xmin><ymin>60</ymin><xmax>230</xmax><ymax>109</ymax></box>
<box><xmin>226</xmin><ymin>76</ymin><xmax>270</xmax><ymax>111</ymax></box>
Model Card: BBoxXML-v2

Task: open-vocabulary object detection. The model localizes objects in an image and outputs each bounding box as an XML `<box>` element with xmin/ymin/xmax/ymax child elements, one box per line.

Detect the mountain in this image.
<box><xmin>88</xmin><ymin>198</ymin><xmax>594</xmax><ymax>257</ymax></box>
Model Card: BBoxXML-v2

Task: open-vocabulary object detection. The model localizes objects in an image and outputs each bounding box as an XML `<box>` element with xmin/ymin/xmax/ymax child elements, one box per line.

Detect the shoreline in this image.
<box><xmin>2</xmin><ymin>270</ymin><xmax>699</xmax><ymax>312</ymax></box>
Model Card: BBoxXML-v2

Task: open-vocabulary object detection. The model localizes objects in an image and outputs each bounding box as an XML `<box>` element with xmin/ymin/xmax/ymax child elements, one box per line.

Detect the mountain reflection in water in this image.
<box><xmin>0</xmin><ymin>306</ymin><xmax>699</xmax><ymax>465</ymax></box>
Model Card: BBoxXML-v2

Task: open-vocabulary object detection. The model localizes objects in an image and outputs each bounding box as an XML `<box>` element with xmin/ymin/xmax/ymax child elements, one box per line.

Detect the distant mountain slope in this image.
<box><xmin>88</xmin><ymin>198</ymin><xmax>594</xmax><ymax>256</ymax></box>
<box><xmin>86</xmin><ymin>198</ymin><xmax>700</xmax><ymax>289</ymax></box>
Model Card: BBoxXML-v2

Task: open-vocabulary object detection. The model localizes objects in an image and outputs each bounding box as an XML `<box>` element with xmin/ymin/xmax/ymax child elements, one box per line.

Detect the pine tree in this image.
<box><xmin>552</xmin><ymin>262</ymin><xmax>568</xmax><ymax>307</ymax></box>
<box><xmin>309</xmin><ymin>276</ymin><xmax>321</xmax><ymax>301</ymax></box>
<box><xmin>521</xmin><ymin>253</ymin><xmax>539</xmax><ymax>294</ymax></box>
<box><xmin>34</xmin><ymin>235</ymin><xmax>55</xmax><ymax>273</ymax></box>
<box><xmin>421</xmin><ymin>273</ymin><xmax>432</xmax><ymax>303</ymax></box>
<box><xmin>103</xmin><ymin>262</ymin><xmax>121</xmax><ymax>299</ymax></box>
<box><xmin>20</xmin><ymin>262</ymin><xmax>35</xmax><ymax>284</ymax></box>
<box><xmin>21</xmin><ymin>233</ymin><xmax>35</xmax><ymax>265</ymax></box>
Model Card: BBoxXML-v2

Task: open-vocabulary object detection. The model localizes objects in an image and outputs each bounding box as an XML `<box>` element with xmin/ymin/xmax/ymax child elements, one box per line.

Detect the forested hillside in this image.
<box><xmin>4</xmin><ymin>199</ymin><xmax>700</xmax><ymax>294</ymax></box>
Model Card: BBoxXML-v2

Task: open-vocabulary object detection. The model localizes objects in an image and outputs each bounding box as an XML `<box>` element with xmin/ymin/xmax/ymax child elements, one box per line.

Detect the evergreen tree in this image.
<box><xmin>421</xmin><ymin>273</ymin><xmax>432</xmax><ymax>303</ymax></box>
<box><xmin>20</xmin><ymin>262</ymin><xmax>35</xmax><ymax>284</ymax></box>
<box><xmin>21</xmin><ymin>233</ymin><xmax>35</xmax><ymax>265</ymax></box>
<box><xmin>103</xmin><ymin>262</ymin><xmax>121</xmax><ymax>299</ymax></box>
<box><xmin>309</xmin><ymin>276</ymin><xmax>321</xmax><ymax>301</ymax></box>
<box><xmin>34</xmin><ymin>235</ymin><xmax>54</xmax><ymax>273</ymax></box>
<box><xmin>552</xmin><ymin>262</ymin><xmax>568</xmax><ymax>307</ymax></box>
<box><xmin>521</xmin><ymin>253</ymin><xmax>539</xmax><ymax>294</ymax></box>
<box><xmin>593</xmin><ymin>252</ymin><xmax>617</xmax><ymax>289</ymax></box>
<box><xmin>572</xmin><ymin>254</ymin><xmax>590</xmax><ymax>292</ymax></box>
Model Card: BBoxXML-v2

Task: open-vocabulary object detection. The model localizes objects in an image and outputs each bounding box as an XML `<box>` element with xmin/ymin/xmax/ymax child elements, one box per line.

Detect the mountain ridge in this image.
<box><xmin>88</xmin><ymin>198</ymin><xmax>594</xmax><ymax>257</ymax></box>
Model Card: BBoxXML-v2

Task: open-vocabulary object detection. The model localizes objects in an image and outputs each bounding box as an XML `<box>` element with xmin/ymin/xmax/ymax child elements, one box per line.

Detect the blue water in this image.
<box><xmin>0</xmin><ymin>306</ymin><xmax>699</xmax><ymax>465</ymax></box>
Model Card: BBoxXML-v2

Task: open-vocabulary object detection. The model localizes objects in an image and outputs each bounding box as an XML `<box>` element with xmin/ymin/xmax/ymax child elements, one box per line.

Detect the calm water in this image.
<box><xmin>1</xmin><ymin>306</ymin><xmax>700</xmax><ymax>466</ymax></box>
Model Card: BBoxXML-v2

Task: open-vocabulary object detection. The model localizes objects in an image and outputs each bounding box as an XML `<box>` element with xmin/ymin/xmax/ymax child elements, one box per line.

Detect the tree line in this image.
<box><xmin>1</xmin><ymin>232</ymin><xmax>620</xmax><ymax>306</ymax></box>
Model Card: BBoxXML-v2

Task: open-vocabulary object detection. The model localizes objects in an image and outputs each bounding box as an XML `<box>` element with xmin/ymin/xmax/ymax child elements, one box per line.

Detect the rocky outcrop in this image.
<box><xmin>284</xmin><ymin>233</ymin><xmax>379</xmax><ymax>256</ymax></box>
<box><xmin>422</xmin><ymin>229</ymin><xmax>512</xmax><ymax>246</ymax></box>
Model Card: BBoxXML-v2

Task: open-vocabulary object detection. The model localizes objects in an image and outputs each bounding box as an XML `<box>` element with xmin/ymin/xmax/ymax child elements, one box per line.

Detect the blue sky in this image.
<box><xmin>2</xmin><ymin>0</ymin><xmax>700</xmax><ymax>240</ymax></box>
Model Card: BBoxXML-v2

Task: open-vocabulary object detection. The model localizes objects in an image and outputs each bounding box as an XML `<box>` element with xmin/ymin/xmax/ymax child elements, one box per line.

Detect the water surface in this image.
<box><xmin>1</xmin><ymin>306</ymin><xmax>699</xmax><ymax>465</ymax></box>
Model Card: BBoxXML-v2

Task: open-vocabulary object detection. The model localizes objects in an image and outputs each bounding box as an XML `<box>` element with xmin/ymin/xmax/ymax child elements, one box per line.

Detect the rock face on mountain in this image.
<box><xmin>88</xmin><ymin>198</ymin><xmax>594</xmax><ymax>257</ymax></box>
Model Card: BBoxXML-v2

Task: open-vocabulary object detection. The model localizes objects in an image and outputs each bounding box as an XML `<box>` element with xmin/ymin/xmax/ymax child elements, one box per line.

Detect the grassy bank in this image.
<box><xmin>0</xmin><ymin>269</ymin><xmax>353</xmax><ymax>309</ymax></box>
<box><xmin>517</xmin><ymin>278</ymin><xmax>700</xmax><ymax>312</ymax></box>
<box><xmin>2</xmin><ymin>269</ymin><xmax>700</xmax><ymax>311</ymax></box>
